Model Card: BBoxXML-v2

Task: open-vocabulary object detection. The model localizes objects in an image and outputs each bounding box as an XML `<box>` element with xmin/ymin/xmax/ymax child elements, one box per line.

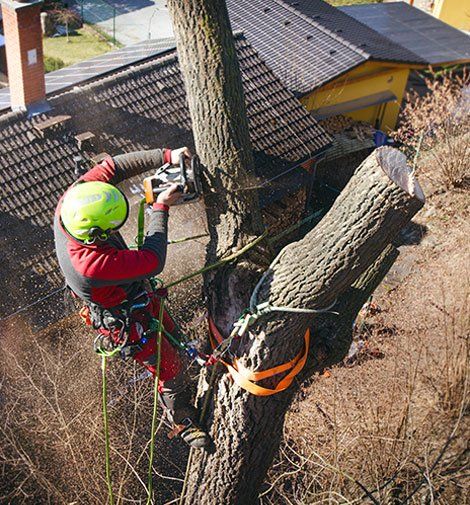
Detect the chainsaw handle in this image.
<box><xmin>179</xmin><ymin>153</ymin><xmax>187</xmax><ymax>189</ymax></box>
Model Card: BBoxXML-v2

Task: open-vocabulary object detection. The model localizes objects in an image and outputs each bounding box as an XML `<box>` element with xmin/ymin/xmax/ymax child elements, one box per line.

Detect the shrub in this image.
<box><xmin>394</xmin><ymin>70</ymin><xmax>470</xmax><ymax>190</ymax></box>
<box><xmin>44</xmin><ymin>55</ymin><xmax>65</xmax><ymax>73</ymax></box>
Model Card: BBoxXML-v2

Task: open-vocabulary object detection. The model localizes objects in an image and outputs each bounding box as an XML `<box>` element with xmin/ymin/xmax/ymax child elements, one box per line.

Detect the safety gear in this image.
<box><xmin>60</xmin><ymin>181</ymin><xmax>129</xmax><ymax>243</ymax></box>
<box><xmin>170</xmin><ymin>418</ymin><xmax>211</xmax><ymax>449</ymax></box>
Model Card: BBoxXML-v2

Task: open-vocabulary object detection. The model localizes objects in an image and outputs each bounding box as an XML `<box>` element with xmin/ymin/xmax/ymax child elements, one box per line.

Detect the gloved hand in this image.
<box><xmin>170</xmin><ymin>146</ymin><xmax>191</xmax><ymax>165</ymax></box>
<box><xmin>157</xmin><ymin>183</ymin><xmax>183</xmax><ymax>206</ymax></box>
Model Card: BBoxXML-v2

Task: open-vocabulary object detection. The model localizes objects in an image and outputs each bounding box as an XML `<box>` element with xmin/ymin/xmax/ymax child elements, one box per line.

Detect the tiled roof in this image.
<box><xmin>0</xmin><ymin>38</ymin><xmax>177</xmax><ymax>112</ymax></box>
<box><xmin>0</xmin><ymin>33</ymin><xmax>331</xmax><ymax>320</ymax></box>
<box><xmin>227</xmin><ymin>0</ymin><xmax>426</xmax><ymax>95</ymax></box>
<box><xmin>341</xmin><ymin>2</ymin><xmax>470</xmax><ymax>66</ymax></box>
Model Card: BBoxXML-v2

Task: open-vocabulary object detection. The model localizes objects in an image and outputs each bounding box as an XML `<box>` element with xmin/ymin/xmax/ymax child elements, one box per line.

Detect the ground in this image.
<box><xmin>263</xmin><ymin>186</ymin><xmax>469</xmax><ymax>503</ymax></box>
<box><xmin>77</xmin><ymin>0</ymin><xmax>173</xmax><ymax>47</ymax></box>
<box><xmin>43</xmin><ymin>25</ymin><xmax>113</xmax><ymax>67</ymax></box>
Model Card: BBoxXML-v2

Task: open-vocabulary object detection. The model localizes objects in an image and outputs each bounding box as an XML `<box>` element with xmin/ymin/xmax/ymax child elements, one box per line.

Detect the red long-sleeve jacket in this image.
<box><xmin>54</xmin><ymin>149</ymin><xmax>172</xmax><ymax>308</ymax></box>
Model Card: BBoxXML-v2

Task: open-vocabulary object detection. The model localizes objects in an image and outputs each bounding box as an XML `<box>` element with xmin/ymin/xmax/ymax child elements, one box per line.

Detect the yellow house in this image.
<box><xmin>433</xmin><ymin>0</ymin><xmax>470</xmax><ymax>31</ymax></box>
<box><xmin>300</xmin><ymin>61</ymin><xmax>415</xmax><ymax>131</ymax></box>
<box><xmin>227</xmin><ymin>0</ymin><xmax>470</xmax><ymax>132</ymax></box>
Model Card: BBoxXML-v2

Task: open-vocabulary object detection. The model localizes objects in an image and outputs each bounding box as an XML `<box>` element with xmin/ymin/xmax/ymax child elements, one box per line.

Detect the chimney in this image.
<box><xmin>1</xmin><ymin>0</ymin><xmax>46</xmax><ymax>112</ymax></box>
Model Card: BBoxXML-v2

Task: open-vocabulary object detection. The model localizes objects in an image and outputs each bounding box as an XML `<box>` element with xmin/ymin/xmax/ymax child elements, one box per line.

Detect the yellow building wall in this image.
<box><xmin>300</xmin><ymin>62</ymin><xmax>411</xmax><ymax>131</ymax></box>
<box><xmin>433</xmin><ymin>0</ymin><xmax>470</xmax><ymax>31</ymax></box>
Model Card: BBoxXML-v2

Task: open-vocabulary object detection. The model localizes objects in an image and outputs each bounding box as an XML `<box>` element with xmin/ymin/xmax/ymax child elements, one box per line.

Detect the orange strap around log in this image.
<box><xmin>208</xmin><ymin>318</ymin><xmax>310</xmax><ymax>396</ymax></box>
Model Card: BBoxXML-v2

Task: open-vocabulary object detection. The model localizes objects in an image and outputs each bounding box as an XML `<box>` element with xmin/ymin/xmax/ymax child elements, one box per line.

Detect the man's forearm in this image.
<box><xmin>141</xmin><ymin>203</ymin><xmax>169</xmax><ymax>274</ymax></box>
<box><xmin>112</xmin><ymin>149</ymin><xmax>171</xmax><ymax>184</ymax></box>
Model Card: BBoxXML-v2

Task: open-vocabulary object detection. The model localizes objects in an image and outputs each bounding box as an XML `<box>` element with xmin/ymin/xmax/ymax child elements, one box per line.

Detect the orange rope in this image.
<box><xmin>208</xmin><ymin>318</ymin><xmax>309</xmax><ymax>396</ymax></box>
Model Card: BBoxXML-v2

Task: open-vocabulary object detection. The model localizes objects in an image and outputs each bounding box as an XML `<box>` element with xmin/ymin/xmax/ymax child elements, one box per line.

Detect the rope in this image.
<box><xmin>137</xmin><ymin>199</ymin><xmax>146</xmax><ymax>249</ymax></box>
<box><xmin>101</xmin><ymin>355</ymin><xmax>115</xmax><ymax>505</ymax></box>
<box><xmin>165</xmin><ymin>230</ymin><xmax>268</xmax><ymax>289</ymax></box>
<box><xmin>179</xmin><ymin>362</ymin><xmax>219</xmax><ymax>505</ymax></box>
<box><xmin>146</xmin><ymin>298</ymin><xmax>165</xmax><ymax>505</ymax></box>
<box><xmin>168</xmin><ymin>233</ymin><xmax>209</xmax><ymax>245</ymax></box>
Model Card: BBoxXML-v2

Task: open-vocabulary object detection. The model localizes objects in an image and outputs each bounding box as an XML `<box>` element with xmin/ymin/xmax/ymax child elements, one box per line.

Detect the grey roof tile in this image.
<box><xmin>341</xmin><ymin>2</ymin><xmax>470</xmax><ymax>65</ymax></box>
<box><xmin>227</xmin><ymin>0</ymin><xmax>426</xmax><ymax>95</ymax></box>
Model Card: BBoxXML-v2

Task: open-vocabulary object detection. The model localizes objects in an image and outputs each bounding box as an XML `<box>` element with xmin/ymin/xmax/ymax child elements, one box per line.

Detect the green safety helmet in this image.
<box><xmin>60</xmin><ymin>181</ymin><xmax>129</xmax><ymax>244</ymax></box>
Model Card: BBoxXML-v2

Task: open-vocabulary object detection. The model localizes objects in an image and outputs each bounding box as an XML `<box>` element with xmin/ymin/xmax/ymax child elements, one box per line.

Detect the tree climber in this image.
<box><xmin>54</xmin><ymin>147</ymin><xmax>210</xmax><ymax>449</ymax></box>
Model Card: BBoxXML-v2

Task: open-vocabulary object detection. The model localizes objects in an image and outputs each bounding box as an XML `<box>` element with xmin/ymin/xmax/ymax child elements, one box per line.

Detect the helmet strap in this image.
<box><xmin>85</xmin><ymin>227</ymin><xmax>110</xmax><ymax>244</ymax></box>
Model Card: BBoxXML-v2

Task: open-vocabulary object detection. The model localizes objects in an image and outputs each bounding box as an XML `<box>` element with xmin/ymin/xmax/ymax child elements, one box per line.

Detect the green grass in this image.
<box><xmin>43</xmin><ymin>26</ymin><xmax>113</xmax><ymax>67</ymax></box>
<box><xmin>327</xmin><ymin>0</ymin><xmax>382</xmax><ymax>6</ymax></box>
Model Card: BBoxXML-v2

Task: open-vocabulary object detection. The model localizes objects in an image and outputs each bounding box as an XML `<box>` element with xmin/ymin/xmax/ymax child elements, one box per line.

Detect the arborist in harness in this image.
<box><xmin>54</xmin><ymin>147</ymin><xmax>210</xmax><ymax>449</ymax></box>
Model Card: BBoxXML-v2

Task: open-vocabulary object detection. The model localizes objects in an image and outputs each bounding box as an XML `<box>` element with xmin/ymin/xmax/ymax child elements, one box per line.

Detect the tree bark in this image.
<box><xmin>307</xmin><ymin>244</ymin><xmax>400</xmax><ymax>373</ymax></box>
<box><xmin>185</xmin><ymin>149</ymin><xmax>424</xmax><ymax>504</ymax></box>
<box><xmin>167</xmin><ymin>1</ymin><xmax>425</xmax><ymax>503</ymax></box>
<box><xmin>167</xmin><ymin>0</ymin><xmax>266</xmax><ymax>331</ymax></box>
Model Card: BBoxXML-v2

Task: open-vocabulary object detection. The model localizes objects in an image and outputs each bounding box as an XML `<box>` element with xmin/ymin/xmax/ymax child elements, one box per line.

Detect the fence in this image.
<box><xmin>73</xmin><ymin>0</ymin><xmax>118</xmax><ymax>45</ymax></box>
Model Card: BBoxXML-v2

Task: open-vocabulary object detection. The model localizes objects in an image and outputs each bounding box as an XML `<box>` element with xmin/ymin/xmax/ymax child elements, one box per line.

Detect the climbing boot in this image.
<box><xmin>160</xmin><ymin>371</ymin><xmax>211</xmax><ymax>449</ymax></box>
<box><xmin>168</xmin><ymin>417</ymin><xmax>211</xmax><ymax>449</ymax></box>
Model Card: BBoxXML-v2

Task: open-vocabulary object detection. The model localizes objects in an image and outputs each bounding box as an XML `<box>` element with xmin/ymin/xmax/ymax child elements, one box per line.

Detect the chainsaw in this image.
<box><xmin>143</xmin><ymin>154</ymin><xmax>203</xmax><ymax>205</ymax></box>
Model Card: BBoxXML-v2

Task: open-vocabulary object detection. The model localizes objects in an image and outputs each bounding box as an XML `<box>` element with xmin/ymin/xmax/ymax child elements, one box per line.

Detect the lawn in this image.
<box><xmin>43</xmin><ymin>26</ymin><xmax>114</xmax><ymax>67</ymax></box>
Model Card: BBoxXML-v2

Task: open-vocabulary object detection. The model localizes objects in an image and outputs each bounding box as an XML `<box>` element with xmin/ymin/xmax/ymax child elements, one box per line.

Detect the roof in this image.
<box><xmin>0</xmin><ymin>38</ymin><xmax>177</xmax><ymax>112</ymax></box>
<box><xmin>341</xmin><ymin>2</ymin><xmax>470</xmax><ymax>66</ymax></box>
<box><xmin>226</xmin><ymin>0</ymin><xmax>425</xmax><ymax>95</ymax></box>
<box><xmin>0</xmin><ymin>33</ymin><xmax>331</xmax><ymax>321</ymax></box>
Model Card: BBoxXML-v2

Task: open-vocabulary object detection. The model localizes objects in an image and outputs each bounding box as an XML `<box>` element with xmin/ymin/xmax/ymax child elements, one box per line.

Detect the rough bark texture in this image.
<box><xmin>167</xmin><ymin>0</ymin><xmax>266</xmax><ymax>330</ymax></box>
<box><xmin>307</xmin><ymin>244</ymin><xmax>400</xmax><ymax>373</ymax></box>
<box><xmin>186</xmin><ymin>149</ymin><xmax>424</xmax><ymax>504</ymax></box>
<box><xmin>168</xmin><ymin>2</ymin><xmax>425</xmax><ymax>503</ymax></box>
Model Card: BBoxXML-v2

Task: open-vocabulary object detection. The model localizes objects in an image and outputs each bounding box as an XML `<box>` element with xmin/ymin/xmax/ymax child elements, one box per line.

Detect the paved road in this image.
<box><xmin>76</xmin><ymin>0</ymin><xmax>174</xmax><ymax>47</ymax></box>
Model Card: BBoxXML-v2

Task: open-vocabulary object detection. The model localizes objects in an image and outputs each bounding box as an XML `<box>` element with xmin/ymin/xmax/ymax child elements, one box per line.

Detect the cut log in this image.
<box><xmin>184</xmin><ymin>147</ymin><xmax>424</xmax><ymax>504</ymax></box>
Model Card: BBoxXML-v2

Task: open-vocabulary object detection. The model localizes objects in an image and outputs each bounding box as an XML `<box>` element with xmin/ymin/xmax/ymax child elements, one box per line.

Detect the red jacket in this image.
<box><xmin>54</xmin><ymin>149</ymin><xmax>171</xmax><ymax>308</ymax></box>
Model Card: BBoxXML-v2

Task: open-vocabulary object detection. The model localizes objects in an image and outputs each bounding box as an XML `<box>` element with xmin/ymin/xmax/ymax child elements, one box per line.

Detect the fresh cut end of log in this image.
<box><xmin>376</xmin><ymin>147</ymin><xmax>425</xmax><ymax>203</ymax></box>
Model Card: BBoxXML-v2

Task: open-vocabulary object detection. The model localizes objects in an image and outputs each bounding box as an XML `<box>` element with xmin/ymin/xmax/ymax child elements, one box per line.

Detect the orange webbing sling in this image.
<box><xmin>208</xmin><ymin>318</ymin><xmax>310</xmax><ymax>396</ymax></box>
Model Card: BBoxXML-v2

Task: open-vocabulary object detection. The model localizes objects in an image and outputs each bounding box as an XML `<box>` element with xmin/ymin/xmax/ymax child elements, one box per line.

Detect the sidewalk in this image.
<box><xmin>77</xmin><ymin>0</ymin><xmax>174</xmax><ymax>47</ymax></box>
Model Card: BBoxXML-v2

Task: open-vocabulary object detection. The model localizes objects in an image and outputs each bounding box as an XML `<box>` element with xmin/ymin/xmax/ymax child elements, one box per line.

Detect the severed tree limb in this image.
<box><xmin>185</xmin><ymin>148</ymin><xmax>424</xmax><ymax>504</ymax></box>
<box><xmin>307</xmin><ymin>243</ymin><xmax>400</xmax><ymax>373</ymax></box>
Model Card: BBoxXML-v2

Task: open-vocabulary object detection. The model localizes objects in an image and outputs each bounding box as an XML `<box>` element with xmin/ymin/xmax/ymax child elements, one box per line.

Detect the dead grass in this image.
<box><xmin>262</xmin><ymin>191</ymin><xmax>469</xmax><ymax>504</ymax></box>
<box><xmin>0</xmin><ymin>315</ymin><xmax>189</xmax><ymax>504</ymax></box>
<box><xmin>394</xmin><ymin>70</ymin><xmax>470</xmax><ymax>191</ymax></box>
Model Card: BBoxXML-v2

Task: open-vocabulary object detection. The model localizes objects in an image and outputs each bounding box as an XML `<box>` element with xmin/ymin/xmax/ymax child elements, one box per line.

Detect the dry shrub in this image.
<box><xmin>0</xmin><ymin>315</ymin><xmax>189</xmax><ymax>504</ymax></box>
<box><xmin>261</xmin><ymin>206</ymin><xmax>469</xmax><ymax>504</ymax></box>
<box><xmin>394</xmin><ymin>70</ymin><xmax>470</xmax><ymax>190</ymax></box>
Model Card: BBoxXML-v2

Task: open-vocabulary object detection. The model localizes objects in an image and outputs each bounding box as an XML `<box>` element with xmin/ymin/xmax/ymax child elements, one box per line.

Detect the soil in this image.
<box><xmin>273</xmin><ymin>187</ymin><xmax>470</xmax><ymax>503</ymax></box>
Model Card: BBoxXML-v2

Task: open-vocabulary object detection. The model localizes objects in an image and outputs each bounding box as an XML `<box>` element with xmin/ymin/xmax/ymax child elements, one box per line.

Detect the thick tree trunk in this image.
<box><xmin>168</xmin><ymin>1</ymin><xmax>425</xmax><ymax>503</ymax></box>
<box><xmin>167</xmin><ymin>0</ymin><xmax>265</xmax><ymax>330</ymax></box>
<box><xmin>185</xmin><ymin>149</ymin><xmax>424</xmax><ymax>504</ymax></box>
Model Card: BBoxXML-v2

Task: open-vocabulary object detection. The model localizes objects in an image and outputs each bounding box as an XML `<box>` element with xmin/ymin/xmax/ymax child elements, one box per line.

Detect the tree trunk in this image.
<box><xmin>185</xmin><ymin>149</ymin><xmax>424</xmax><ymax>504</ymax></box>
<box><xmin>167</xmin><ymin>0</ymin><xmax>265</xmax><ymax>331</ymax></box>
<box><xmin>167</xmin><ymin>1</ymin><xmax>425</xmax><ymax>503</ymax></box>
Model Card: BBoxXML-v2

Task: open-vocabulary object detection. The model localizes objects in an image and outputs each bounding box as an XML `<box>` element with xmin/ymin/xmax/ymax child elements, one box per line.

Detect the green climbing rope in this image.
<box><xmin>146</xmin><ymin>299</ymin><xmax>165</xmax><ymax>505</ymax></box>
<box><xmin>101</xmin><ymin>354</ymin><xmax>115</xmax><ymax>505</ymax></box>
<box><xmin>137</xmin><ymin>199</ymin><xmax>146</xmax><ymax>249</ymax></box>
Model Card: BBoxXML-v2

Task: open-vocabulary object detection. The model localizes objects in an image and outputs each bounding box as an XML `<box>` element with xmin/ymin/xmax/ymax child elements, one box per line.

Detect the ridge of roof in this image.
<box><xmin>282</xmin><ymin>0</ymin><xmax>426</xmax><ymax>64</ymax></box>
<box><xmin>271</xmin><ymin>0</ymin><xmax>370</xmax><ymax>60</ymax></box>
